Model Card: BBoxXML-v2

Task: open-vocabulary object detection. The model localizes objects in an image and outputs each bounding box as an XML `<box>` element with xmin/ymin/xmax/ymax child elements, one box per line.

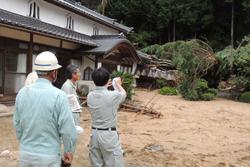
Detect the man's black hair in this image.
<box><xmin>66</xmin><ymin>64</ymin><xmax>79</xmax><ymax>79</ymax></box>
<box><xmin>92</xmin><ymin>67</ymin><xmax>110</xmax><ymax>86</ymax></box>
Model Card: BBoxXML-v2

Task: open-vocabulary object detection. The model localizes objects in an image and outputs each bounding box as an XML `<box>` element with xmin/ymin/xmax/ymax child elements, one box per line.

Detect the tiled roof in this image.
<box><xmin>0</xmin><ymin>9</ymin><xmax>97</xmax><ymax>46</ymax></box>
<box><xmin>81</xmin><ymin>35</ymin><xmax>140</xmax><ymax>62</ymax></box>
<box><xmin>48</xmin><ymin>0</ymin><xmax>133</xmax><ymax>33</ymax></box>
<box><xmin>83</xmin><ymin>35</ymin><xmax>128</xmax><ymax>54</ymax></box>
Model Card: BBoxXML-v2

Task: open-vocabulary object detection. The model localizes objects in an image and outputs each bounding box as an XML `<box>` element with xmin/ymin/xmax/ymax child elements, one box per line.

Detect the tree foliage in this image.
<box><xmin>141</xmin><ymin>40</ymin><xmax>217</xmax><ymax>100</ymax></box>
<box><xmin>75</xmin><ymin>0</ymin><xmax>250</xmax><ymax>50</ymax></box>
<box><xmin>215</xmin><ymin>35</ymin><xmax>250</xmax><ymax>93</ymax></box>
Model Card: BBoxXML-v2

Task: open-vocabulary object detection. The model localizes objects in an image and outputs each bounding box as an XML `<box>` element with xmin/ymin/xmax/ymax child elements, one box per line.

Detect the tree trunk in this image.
<box><xmin>173</xmin><ymin>19</ymin><xmax>176</xmax><ymax>42</ymax></box>
<box><xmin>101</xmin><ymin>0</ymin><xmax>108</xmax><ymax>15</ymax></box>
<box><xmin>168</xmin><ymin>26</ymin><xmax>171</xmax><ymax>42</ymax></box>
<box><xmin>172</xmin><ymin>0</ymin><xmax>176</xmax><ymax>42</ymax></box>
<box><xmin>231</xmin><ymin>0</ymin><xmax>234</xmax><ymax>48</ymax></box>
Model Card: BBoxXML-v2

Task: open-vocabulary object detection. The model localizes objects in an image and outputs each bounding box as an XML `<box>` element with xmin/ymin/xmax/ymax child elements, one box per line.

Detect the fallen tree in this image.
<box><xmin>172</xmin><ymin>40</ymin><xmax>217</xmax><ymax>100</ymax></box>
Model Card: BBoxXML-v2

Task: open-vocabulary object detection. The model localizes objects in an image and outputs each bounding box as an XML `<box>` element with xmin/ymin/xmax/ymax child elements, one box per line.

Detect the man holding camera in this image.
<box><xmin>87</xmin><ymin>67</ymin><xmax>126</xmax><ymax>167</ymax></box>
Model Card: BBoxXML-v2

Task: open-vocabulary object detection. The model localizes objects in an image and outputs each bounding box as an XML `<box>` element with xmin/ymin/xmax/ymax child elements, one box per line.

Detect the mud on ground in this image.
<box><xmin>1</xmin><ymin>89</ymin><xmax>250</xmax><ymax>167</ymax></box>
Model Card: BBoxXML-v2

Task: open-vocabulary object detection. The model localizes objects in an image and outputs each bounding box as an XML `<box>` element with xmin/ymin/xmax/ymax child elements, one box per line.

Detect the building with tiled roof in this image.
<box><xmin>0</xmin><ymin>0</ymin><xmax>139</xmax><ymax>97</ymax></box>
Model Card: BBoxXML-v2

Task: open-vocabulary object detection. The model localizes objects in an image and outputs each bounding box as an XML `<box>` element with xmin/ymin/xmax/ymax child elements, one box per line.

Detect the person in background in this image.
<box><xmin>61</xmin><ymin>64</ymin><xmax>82</xmax><ymax>126</ymax></box>
<box><xmin>24</xmin><ymin>71</ymin><xmax>38</xmax><ymax>86</ymax></box>
<box><xmin>87</xmin><ymin>67</ymin><xmax>126</xmax><ymax>167</ymax></box>
<box><xmin>14</xmin><ymin>51</ymin><xmax>77</xmax><ymax>167</ymax></box>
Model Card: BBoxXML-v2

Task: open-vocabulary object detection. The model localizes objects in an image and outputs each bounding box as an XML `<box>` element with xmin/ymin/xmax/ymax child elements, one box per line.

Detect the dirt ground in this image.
<box><xmin>1</xmin><ymin>89</ymin><xmax>250</xmax><ymax>167</ymax></box>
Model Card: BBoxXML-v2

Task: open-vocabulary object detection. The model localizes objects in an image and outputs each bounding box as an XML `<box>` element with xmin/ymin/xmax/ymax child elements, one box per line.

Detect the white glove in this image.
<box><xmin>112</xmin><ymin>77</ymin><xmax>119</xmax><ymax>90</ymax></box>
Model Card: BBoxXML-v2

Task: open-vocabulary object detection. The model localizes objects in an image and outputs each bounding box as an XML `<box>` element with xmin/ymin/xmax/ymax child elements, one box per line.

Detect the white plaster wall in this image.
<box><xmin>98</xmin><ymin>23</ymin><xmax>119</xmax><ymax>35</ymax></box>
<box><xmin>0</xmin><ymin>0</ymin><xmax>119</xmax><ymax>36</ymax></box>
<box><xmin>41</xmin><ymin>1</ymin><xmax>119</xmax><ymax>35</ymax></box>
<box><xmin>0</xmin><ymin>0</ymin><xmax>29</xmax><ymax>16</ymax></box>
<box><xmin>74</xmin><ymin>14</ymin><xmax>119</xmax><ymax>35</ymax></box>
<box><xmin>40</xmin><ymin>1</ymin><xmax>69</xmax><ymax>28</ymax></box>
<box><xmin>80</xmin><ymin>55</ymin><xmax>96</xmax><ymax>91</ymax></box>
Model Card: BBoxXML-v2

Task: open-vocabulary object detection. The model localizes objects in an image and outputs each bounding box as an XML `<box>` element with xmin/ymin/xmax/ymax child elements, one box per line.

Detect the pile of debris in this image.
<box><xmin>120</xmin><ymin>101</ymin><xmax>163</xmax><ymax>118</ymax></box>
<box><xmin>136</xmin><ymin>51</ymin><xmax>177</xmax><ymax>84</ymax></box>
<box><xmin>137</xmin><ymin>51</ymin><xmax>173</xmax><ymax>70</ymax></box>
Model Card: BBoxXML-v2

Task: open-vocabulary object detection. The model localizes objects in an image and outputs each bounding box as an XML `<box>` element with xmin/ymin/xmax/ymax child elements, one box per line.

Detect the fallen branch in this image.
<box><xmin>120</xmin><ymin>102</ymin><xmax>163</xmax><ymax>118</ymax></box>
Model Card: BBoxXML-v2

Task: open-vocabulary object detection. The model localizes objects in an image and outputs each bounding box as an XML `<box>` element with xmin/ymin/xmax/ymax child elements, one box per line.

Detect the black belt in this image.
<box><xmin>92</xmin><ymin>127</ymin><xmax>116</xmax><ymax>131</ymax></box>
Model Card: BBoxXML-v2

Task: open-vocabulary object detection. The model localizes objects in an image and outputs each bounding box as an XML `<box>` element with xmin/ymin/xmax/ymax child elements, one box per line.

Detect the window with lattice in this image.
<box><xmin>83</xmin><ymin>67</ymin><xmax>93</xmax><ymax>80</ymax></box>
<box><xmin>93</xmin><ymin>24</ymin><xmax>99</xmax><ymax>35</ymax></box>
<box><xmin>66</xmin><ymin>15</ymin><xmax>74</xmax><ymax>30</ymax></box>
<box><xmin>28</xmin><ymin>0</ymin><xmax>40</xmax><ymax>19</ymax></box>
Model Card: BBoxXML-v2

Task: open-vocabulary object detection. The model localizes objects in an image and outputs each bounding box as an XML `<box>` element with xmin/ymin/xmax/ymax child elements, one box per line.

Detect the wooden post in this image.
<box><xmin>27</xmin><ymin>33</ymin><xmax>33</xmax><ymax>74</ymax></box>
<box><xmin>97</xmin><ymin>62</ymin><xmax>102</xmax><ymax>68</ymax></box>
<box><xmin>132</xmin><ymin>63</ymin><xmax>137</xmax><ymax>75</ymax></box>
<box><xmin>95</xmin><ymin>55</ymin><xmax>98</xmax><ymax>69</ymax></box>
<box><xmin>117</xmin><ymin>65</ymin><xmax>121</xmax><ymax>71</ymax></box>
<box><xmin>231</xmin><ymin>0</ymin><xmax>234</xmax><ymax>48</ymax></box>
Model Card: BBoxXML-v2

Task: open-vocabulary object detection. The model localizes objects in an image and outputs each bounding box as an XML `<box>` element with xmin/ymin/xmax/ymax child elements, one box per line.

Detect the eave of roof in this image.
<box><xmin>46</xmin><ymin>0</ymin><xmax>133</xmax><ymax>34</ymax></box>
<box><xmin>80</xmin><ymin>35</ymin><xmax>140</xmax><ymax>62</ymax></box>
<box><xmin>0</xmin><ymin>8</ymin><xmax>97</xmax><ymax>47</ymax></box>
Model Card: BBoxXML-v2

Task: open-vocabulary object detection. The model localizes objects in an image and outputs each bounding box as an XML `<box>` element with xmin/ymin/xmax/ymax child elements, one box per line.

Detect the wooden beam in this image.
<box><xmin>86</xmin><ymin>55</ymin><xmax>95</xmax><ymax>62</ymax></box>
<box><xmin>99</xmin><ymin>59</ymin><xmax>122</xmax><ymax>65</ymax></box>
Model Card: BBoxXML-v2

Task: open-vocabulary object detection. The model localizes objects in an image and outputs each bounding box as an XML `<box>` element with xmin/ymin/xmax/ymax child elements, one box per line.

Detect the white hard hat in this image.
<box><xmin>34</xmin><ymin>51</ymin><xmax>62</xmax><ymax>71</ymax></box>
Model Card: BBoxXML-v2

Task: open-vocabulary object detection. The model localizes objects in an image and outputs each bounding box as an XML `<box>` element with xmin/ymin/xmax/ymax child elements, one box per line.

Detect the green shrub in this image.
<box><xmin>195</xmin><ymin>79</ymin><xmax>208</xmax><ymax>94</ymax></box>
<box><xmin>196</xmin><ymin>79</ymin><xmax>208</xmax><ymax>89</ymax></box>
<box><xmin>207</xmin><ymin>88</ymin><xmax>218</xmax><ymax>96</ymax></box>
<box><xmin>178</xmin><ymin>79</ymin><xmax>200</xmax><ymax>100</ymax></box>
<box><xmin>184</xmin><ymin>89</ymin><xmax>199</xmax><ymax>101</ymax></box>
<box><xmin>239</xmin><ymin>92</ymin><xmax>250</xmax><ymax>103</ymax></box>
<box><xmin>178</xmin><ymin>79</ymin><xmax>217</xmax><ymax>101</ymax></box>
<box><xmin>201</xmin><ymin>93</ymin><xmax>216</xmax><ymax>101</ymax></box>
<box><xmin>159</xmin><ymin>86</ymin><xmax>177</xmax><ymax>95</ymax></box>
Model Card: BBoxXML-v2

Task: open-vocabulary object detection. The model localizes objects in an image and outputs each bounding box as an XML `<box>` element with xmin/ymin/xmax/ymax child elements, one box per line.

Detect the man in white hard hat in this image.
<box><xmin>13</xmin><ymin>51</ymin><xmax>77</xmax><ymax>167</ymax></box>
